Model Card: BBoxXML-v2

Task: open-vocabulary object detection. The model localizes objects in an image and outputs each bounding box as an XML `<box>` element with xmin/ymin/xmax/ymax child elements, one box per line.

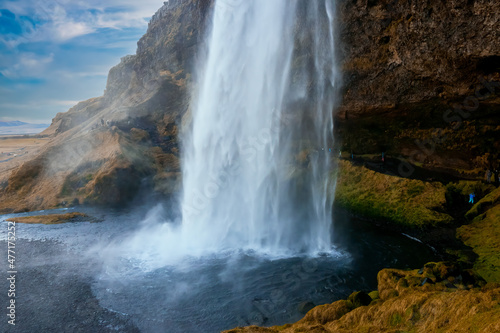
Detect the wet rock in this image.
<box><xmin>347</xmin><ymin>291</ymin><xmax>372</xmax><ymax>308</ymax></box>
<box><xmin>445</xmin><ymin>282</ymin><xmax>457</xmax><ymax>289</ymax></box>
<box><xmin>297</xmin><ymin>301</ymin><xmax>315</xmax><ymax>314</ymax></box>
<box><xmin>420</xmin><ymin>277</ymin><xmax>434</xmax><ymax>286</ymax></box>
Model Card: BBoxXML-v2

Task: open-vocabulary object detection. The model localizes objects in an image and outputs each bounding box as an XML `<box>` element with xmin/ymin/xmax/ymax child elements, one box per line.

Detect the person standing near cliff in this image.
<box><xmin>469</xmin><ymin>192</ymin><xmax>476</xmax><ymax>204</ymax></box>
<box><xmin>487</xmin><ymin>169</ymin><xmax>492</xmax><ymax>183</ymax></box>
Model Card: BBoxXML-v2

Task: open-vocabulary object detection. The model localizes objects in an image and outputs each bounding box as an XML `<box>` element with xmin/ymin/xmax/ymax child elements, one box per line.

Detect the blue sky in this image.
<box><xmin>0</xmin><ymin>0</ymin><xmax>164</xmax><ymax>124</ymax></box>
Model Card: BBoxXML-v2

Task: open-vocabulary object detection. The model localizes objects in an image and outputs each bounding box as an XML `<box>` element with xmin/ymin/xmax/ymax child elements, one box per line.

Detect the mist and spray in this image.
<box><xmin>179</xmin><ymin>0</ymin><xmax>338</xmax><ymax>254</ymax></box>
<box><xmin>103</xmin><ymin>0</ymin><xmax>339</xmax><ymax>268</ymax></box>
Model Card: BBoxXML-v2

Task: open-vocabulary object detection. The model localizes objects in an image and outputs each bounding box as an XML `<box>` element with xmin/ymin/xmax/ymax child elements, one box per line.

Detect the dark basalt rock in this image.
<box><xmin>347</xmin><ymin>290</ymin><xmax>372</xmax><ymax>308</ymax></box>
<box><xmin>297</xmin><ymin>301</ymin><xmax>316</xmax><ymax>314</ymax></box>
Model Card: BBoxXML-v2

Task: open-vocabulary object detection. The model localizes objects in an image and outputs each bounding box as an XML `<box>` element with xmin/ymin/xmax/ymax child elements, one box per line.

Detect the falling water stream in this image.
<box><xmin>0</xmin><ymin>2</ymin><xmax>439</xmax><ymax>333</ymax></box>
<box><xmin>181</xmin><ymin>0</ymin><xmax>338</xmax><ymax>255</ymax></box>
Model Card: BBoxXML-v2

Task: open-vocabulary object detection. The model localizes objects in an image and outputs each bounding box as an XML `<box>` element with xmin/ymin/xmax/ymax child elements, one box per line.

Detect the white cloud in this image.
<box><xmin>50</xmin><ymin>100</ymin><xmax>81</xmax><ymax>106</ymax></box>
<box><xmin>0</xmin><ymin>0</ymin><xmax>166</xmax><ymax>124</ymax></box>
<box><xmin>5</xmin><ymin>3</ymin><xmax>94</xmax><ymax>44</ymax></box>
<box><xmin>0</xmin><ymin>99</ymin><xmax>80</xmax><ymax>109</ymax></box>
<box><xmin>55</xmin><ymin>70</ymin><xmax>109</xmax><ymax>79</ymax></box>
<box><xmin>0</xmin><ymin>53</ymin><xmax>54</xmax><ymax>78</ymax></box>
<box><xmin>54</xmin><ymin>21</ymin><xmax>95</xmax><ymax>41</ymax></box>
<box><xmin>2</xmin><ymin>0</ymin><xmax>163</xmax><ymax>45</ymax></box>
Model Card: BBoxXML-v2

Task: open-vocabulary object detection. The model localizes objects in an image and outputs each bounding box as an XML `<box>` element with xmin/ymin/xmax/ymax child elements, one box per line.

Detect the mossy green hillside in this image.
<box><xmin>463</xmin><ymin>185</ymin><xmax>500</xmax><ymax>220</ymax></box>
<box><xmin>458</xmin><ymin>201</ymin><xmax>500</xmax><ymax>283</ymax></box>
<box><xmin>335</xmin><ymin>160</ymin><xmax>453</xmax><ymax>227</ymax></box>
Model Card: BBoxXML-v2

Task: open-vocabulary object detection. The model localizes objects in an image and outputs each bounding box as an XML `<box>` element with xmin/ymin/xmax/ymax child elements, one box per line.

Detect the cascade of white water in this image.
<box><xmin>179</xmin><ymin>0</ymin><xmax>338</xmax><ymax>255</ymax></box>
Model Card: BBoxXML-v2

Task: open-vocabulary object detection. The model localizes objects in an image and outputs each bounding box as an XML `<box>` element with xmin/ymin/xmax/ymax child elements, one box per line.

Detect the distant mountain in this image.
<box><xmin>0</xmin><ymin>121</ymin><xmax>28</xmax><ymax>127</ymax></box>
<box><xmin>0</xmin><ymin>121</ymin><xmax>49</xmax><ymax>135</ymax></box>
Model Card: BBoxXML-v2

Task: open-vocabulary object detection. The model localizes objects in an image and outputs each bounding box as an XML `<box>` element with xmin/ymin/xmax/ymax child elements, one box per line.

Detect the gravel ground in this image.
<box><xmin>0</xmin><ymin>239</ymin><xmax>139</xmax><ymax>333</ymax></box>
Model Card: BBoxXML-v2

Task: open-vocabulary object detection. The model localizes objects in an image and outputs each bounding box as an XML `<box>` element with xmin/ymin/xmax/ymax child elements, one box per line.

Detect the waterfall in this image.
<box><xmin>179</xmin><ymin>0</ymin><xmax>339</xmax><ymax>255</ymax></box>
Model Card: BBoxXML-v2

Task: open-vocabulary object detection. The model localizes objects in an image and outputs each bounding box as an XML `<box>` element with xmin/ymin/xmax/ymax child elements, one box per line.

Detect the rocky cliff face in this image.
<box><xmin>339</xmin><ymin>0</ymin><xmax>499</xmax><ymax>116</ymax></box>
<box><xmin>1</xmin><ymin>0</ymin><xmax>499</xmax><ymax>212</ymax></box>
<box><xmin>337</xmin><ymin>0</ymin><xmax>500</xmax><ymax>177</ymax></box>
<box><xmin>0</xmin><ymin>0</ymin><xmax>214</xmax><ymax>212</ymax></box>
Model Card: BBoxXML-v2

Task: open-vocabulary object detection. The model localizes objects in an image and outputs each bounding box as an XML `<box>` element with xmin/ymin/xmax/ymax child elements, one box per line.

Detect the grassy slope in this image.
<box><xmin>458</xmin><ymin>189</ymin><xmax>500</xmax><ymax>282</ymax></box>
<box><xmin>335</xmin><ymin>159</ymin><xmax>453</xmax><ymax>227</ymax></box>
<box><xmin>336</xmin><ymin>159</ymin><xmax>500</xmax><ymax>283</ymax></box>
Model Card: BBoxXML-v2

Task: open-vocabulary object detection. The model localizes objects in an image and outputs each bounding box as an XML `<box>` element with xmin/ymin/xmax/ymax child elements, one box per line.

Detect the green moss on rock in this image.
<box><xmin>458</xmin><ymin>204</ymin><xmax>500</xmax><ymax>283</ymax></box>
<box><xmin>335</xmin><ymin>160</ymin><xmax>453</xmax><ymax>227</ymax></box>
<box><xmin>347</xmin><ymin>291</ymin><xmax>372</xmax><ymax>308</ymax></box>
<box><xmin>368</xmin><ymin>290</ymin><xmax>379</xmax><ymax>301</ymax></box>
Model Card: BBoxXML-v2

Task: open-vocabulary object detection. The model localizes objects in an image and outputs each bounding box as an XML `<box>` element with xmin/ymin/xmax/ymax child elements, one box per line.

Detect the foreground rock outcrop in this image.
<box><xmin>225</xmin><ymin>262</ymin><xmax>500</xmax><ymax>333</ymax></box>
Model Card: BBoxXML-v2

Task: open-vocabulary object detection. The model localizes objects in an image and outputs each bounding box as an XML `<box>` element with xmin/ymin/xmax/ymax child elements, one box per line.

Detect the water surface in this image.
<box><xmin>0</xmin><ymin>207</ymin><xmax>436</xmax><ymax>332</ymax></box>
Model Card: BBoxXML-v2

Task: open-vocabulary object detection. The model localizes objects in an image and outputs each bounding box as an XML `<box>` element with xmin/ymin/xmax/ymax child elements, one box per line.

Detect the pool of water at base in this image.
<box><xmin>0</xmin><ymin>206</ymin><xmax>437</xmax><ymax>333</ymax></box>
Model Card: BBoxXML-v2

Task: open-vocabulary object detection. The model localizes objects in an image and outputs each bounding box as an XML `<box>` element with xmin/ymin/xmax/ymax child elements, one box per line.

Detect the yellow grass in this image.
<box><xmin>0</xmin><ymin>137</ymin><xmax>49</xmax><ymax>154</ymax></box>
<box><xmin>6</xmin><ymin>212</ymin><xmax>90</xmax><ymax>224</ymax></box>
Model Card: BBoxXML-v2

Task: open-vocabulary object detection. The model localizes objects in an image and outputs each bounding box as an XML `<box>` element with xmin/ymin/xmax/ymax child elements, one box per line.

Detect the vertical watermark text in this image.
<box><xmin>6</xmin><ymin>221</ymin><xmax>16</xmax><ymax>326</ymax></box>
